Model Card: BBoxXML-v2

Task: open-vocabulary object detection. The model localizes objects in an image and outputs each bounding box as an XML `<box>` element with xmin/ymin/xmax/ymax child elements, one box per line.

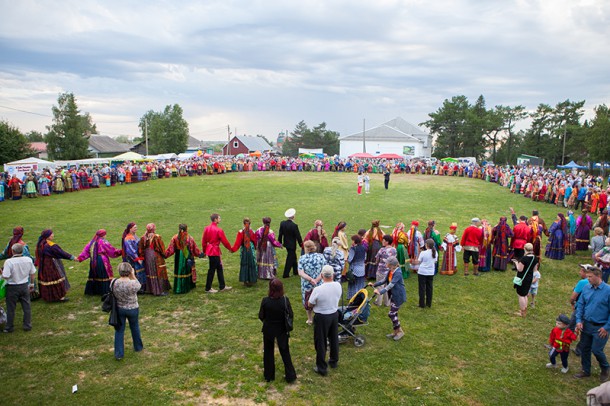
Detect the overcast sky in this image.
<box><xmin>1</xmin><ymin>0</ymin><xmax>608</xmax><ymax>142</ymax></box>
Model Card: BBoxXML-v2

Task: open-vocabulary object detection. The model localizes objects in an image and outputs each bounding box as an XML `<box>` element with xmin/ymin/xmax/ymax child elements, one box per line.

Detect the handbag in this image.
<box><xmin>284</xmin><ymin>296</ymin><xmax>293</xmax><ymax>332</ymax></box>
<box><xmin>513</xmin><ymin>256</ymin><xmax>535</xmax><ymax>286</ymax></box>
<box><xmin>101</xmin><ymin>279</ymin><xmax>122</xmax><ymax>328</ymax></box>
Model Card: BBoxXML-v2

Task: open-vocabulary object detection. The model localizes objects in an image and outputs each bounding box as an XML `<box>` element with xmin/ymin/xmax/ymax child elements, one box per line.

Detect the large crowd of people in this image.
<box><xmin>2</xmin><ymin>158</ymin><xmax>610</xmax><ymax>387</ymax></box>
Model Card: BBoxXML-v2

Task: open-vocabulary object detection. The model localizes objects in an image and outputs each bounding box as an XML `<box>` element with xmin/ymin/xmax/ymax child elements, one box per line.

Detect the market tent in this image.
<box><xmin>249</xmin><ymin>151</ymin><xmax>262</xmax><ymax>157</ymax></box>
<box><xmin>376</xmin><ymin>153</ymin><xmax>403</xmax><ymax>159</ymax></box>
<box><xmin>111</xmin><ymin>151</ymin><xmax>146</xmax><ymax>161</ymax></box>
<box><xmin>236</xmin><ymin>153</ymin><xmax>245</xmax><ymax>158</ymax></box>
<box><xmin>55</xmin><ymin>158</ymin><xmax>110</xmax><ymax>167</ymax></box>
<box><xmin>5</xmin><ymin>157</ymin><xmax>56</xmax><ymax>179</ymax></box>
<box><xmin>177</xmin><ymin>153</ymin><xmax>194</xmax><ymax>161</ymax></box>
<box><xmin>440</xmin><ymin>157</ymin><xmax>459</xmax><ymax>162</ymax></box>
<box><xmin>557</xmin><ymin>160</ymin><xmax>587</xmax><ymax>169</ymax></box>
<box><xmin>348</xmin><ymin>152</ymin><xmax>375</xmax><ymax>158</ymax></box>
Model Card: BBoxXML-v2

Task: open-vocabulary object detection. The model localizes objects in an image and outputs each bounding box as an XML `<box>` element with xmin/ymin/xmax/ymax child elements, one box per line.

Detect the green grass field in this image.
<box><xmin>0</xmin><ymin>172</ymin><xmax>600</xmax><ymax>405</ymax></box>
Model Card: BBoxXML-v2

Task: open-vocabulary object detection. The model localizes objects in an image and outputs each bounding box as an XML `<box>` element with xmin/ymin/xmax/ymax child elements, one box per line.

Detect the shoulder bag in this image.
<box><xmin>101</xmin><ymin>279</ymin><xmax>122</xmax><ymax>328</ymax></box>
<box><xmin>284</xmin><ymin>296</ymin><xmax>293</xmax><ymax>332</ymax></box>
<box><xmin>513</xmin><ymin>257</ymin><xmax>535</xmax><ymax>286</ymax></box>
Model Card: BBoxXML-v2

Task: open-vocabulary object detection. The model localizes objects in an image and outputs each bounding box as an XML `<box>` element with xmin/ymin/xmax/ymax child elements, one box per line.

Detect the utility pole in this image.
<box><xmin>227</xmin><ymin>125</ymin><xmax>231</xmax><ymax>156</ymax></box>
<box><xmin>145</xmin><ymin>120</ymin><xmax>149</xmax><ymax>156</ymax></box>
<box><xmin>561</xmin><ymin>121</ymin><xmax>567</xmax><ymax>165</ymax></box>
<box><xmin>362</xmin><ymin>119</ymin><xmax>366</xmax><ymax>153</ymax></box>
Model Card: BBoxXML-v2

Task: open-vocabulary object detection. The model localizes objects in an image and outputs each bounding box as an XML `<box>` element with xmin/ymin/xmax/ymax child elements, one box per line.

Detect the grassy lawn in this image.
<box><xmin>0</xmin><ymin>172</ymin><xmax>599</xmax><ymax>405</ymax></box>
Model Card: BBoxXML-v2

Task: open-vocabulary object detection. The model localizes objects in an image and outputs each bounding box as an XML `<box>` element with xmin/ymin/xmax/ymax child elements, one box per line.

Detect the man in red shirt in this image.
<box><xmin>201</xmin><ymin>213</ymin><xmax>234</xmax><ymax>293</ymax></box>
<box><xmin>510</xmin><ymin>208</ymin><xmax>534</xmax><ymax>261</ymax></box>
<box><xmin>460</xmin><ymin>218</ymin><xmax>484</xmax><ymax>276</ymax></box>
<box><xmin>599</xmin><ymin>189</ymin><xmax>609</xmax><ymax>215</ymax></box>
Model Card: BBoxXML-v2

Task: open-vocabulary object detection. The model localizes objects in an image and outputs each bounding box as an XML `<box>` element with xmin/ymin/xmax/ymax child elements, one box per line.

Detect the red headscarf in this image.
<box><xmin>6</xmin><ymin>226</ymin><xmax>24</xmax><ymax>257</ymax></box>
<box><xmin>35</xmin><ymin>229</ymin><xmax>53</xmax><ymax>266</ymax></box>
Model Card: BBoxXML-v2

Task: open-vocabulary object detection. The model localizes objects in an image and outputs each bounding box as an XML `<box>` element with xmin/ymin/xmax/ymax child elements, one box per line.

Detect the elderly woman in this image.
<box><xmin>347</xmin><ymin>235</ymin><xmax>367</xmax><ymax>299</ymax></box>
<box><xmin>513</xmin><ymin>243</ymin><xmax>539</xmax><ymax>318</ymax></box>
<box><xmin>323</xmin><ymin>237</ymin><xmax>346</xmax><ymax>281</ymax></box>
<box><xmin>374</xmin><ymin>235</ymin><xmax>396</xmax><ymax>306</ymax></box>
<box><xmin>255</xmin><ymin>217</ymin><xmax>283</xmax><ymax>280</ymax></box>
<box><xmin>165</xmin><ymin>224</ymin><xmax>202</xmax><ymax>294</ymax></box>
<box><xmin>113</xmin><ymin>262</ymin><xmax>144</xmax><ymax>361</ymax></box>
<box><xmin>35</xmin><ymin>229</ymin><xmax>75</xmax><ymax>302</ymax></box>
<box><xmin>258</xmin><ymin>278</ymin><xmax>297</xmax><ymax>383</ymax></box>
<box><xmin>298</xmin><ymin>240</ymin><xmax>326</xmax><ymax>325</ymax></box>
<box><xmin>138</xmin><ymin>223</ymin><xmax>170</xmax><ymax>296</ymax></box>
<box><xmin>369</xmin><ymin>257</ymin><xmax>406</xmax><ymax>341</ymax></box>
<box><xmin>304</xmin><ymin>220</ymin><xmax>329</xmax><ymax>253</ymax></box>
<box><xmin>77</xmin><ymin>229</ymin><xmax>122</xmax><ymax>295</ymax></box>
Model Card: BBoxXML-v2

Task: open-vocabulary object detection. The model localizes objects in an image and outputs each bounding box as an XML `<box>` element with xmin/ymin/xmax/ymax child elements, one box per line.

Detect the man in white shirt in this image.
<box><xmin>307</xmin><ymin>265</ymin><xmax>342</xmax><ymax>376</ymax></box>
<box><xmin>2</xmin><ymin>243</ymin><xmax>37</xmax><ymax>333</ymax></box>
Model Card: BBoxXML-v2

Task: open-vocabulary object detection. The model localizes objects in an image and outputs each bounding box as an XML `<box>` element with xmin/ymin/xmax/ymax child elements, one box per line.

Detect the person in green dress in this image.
<box><xmin>165</xmin><ymin>224</ymin><xmax>202</xmax><ymax>294</ymax></box>
<box><xmin>232</xmin><ymin>218</ymin><xmax>258</xmax><ymax>286</ymax></box>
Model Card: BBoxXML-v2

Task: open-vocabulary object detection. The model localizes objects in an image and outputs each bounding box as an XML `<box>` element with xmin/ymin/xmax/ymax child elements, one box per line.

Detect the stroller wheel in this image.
<box><xmin>353</xmin><ymin>335</ymin><xmax>365</xmax><ymax>347</ymax></box>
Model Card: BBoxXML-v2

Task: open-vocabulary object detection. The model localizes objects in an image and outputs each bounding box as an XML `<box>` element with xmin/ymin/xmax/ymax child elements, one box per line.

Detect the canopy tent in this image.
<box><xmin>5</xmin><ymin>157</ymin><xmax>56</xmax><ymax>179</ymax></box>
<box><xmin>147</xmin><ymin>153</ymin><xmax>177</xmax><ymax>161</ymax></box>
<box><xmin>376</xmin><ymin>153</ymin><xmax>403</xmax><ymax>159</ymax></box>
<box><xmin>249</xmin><ymin>151</ymin><xmax>262</xmax><ymax>157</ymax></box>
<box><xmin>54</xmin><ymin>158</ymin><xmax>110</xmax><ymax>167</ymax></box>
<box><xmin>176</xmin><ymin>153</ymin><xmax>194</xmax><ymax>161</ymax></box>
<box><xmin>557</xmin><ymin>160</ymin><xmax>587</xmax><ymax>169</ymax></box>
<box><xmin>299</xmin><ymin>153</ymin><xmax>316</xmax><ymax>158</ymax></box>
<box><xmin>348</xmin><ymin>152</ymin><xmax>375</xmax><ymax>158</ymax></box>
<box><xmin>440</xmin><ymin>157</ymin><xmax>459</xmax><ymax>162</ymax></box>
<box><xmin>110</xmin><ymin>151</ymin><xmax>148</xmax><ymax>161</ymax></box>
<box><xmin>236</xmin><ymin>153</ymin><xmax>246</xmax><ymax>158</ymax></box>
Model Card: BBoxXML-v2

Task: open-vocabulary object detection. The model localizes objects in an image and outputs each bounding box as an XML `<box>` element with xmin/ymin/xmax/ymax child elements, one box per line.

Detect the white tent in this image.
<box><xmin>54</xmin><ymin>158</ymin><xmax>110</xmax><ymax>167</ymax></box>
<box><xmin>5</xmin><ymin>157</ymin><xmax>56</xmax><ymax>179</ymax></box>
<box><xmin>147</xmin><ymin>153</ymin><xmax>177</xmax><ymax>161</ymax></box>
<box><xmin>177</xmin><ymin>152</ymin><xmax>195</xmax><ymax>161</ymax></box>
<box><xmin>110</xmin><ymin>151</ymin><xmax>146</xmax><ymax>161</ymax></box>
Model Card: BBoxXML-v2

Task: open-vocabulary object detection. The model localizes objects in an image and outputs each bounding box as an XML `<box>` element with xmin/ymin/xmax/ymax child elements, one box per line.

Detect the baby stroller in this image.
<box><xmin>338</xmin><ymin>288</ymin><xmax>375</xmax><ymax>347</ymax></box>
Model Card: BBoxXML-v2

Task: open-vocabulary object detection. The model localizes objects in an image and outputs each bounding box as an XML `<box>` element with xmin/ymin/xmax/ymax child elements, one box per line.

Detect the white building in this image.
<box><xmin>339</xmin><ymin>117</ymin><xmax>432</xmax><ymax>158</ymax></box>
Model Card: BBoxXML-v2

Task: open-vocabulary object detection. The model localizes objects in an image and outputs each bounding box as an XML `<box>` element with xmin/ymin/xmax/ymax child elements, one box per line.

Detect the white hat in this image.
<box><xmin>471</xmin><ymin>217</ymin><xmax>481</xmax><ymax>224</ymax></box>
<box><xmin>284</xmin><ymin>208</ymin><xmax>296</xmax><ymax>218</ymax></box>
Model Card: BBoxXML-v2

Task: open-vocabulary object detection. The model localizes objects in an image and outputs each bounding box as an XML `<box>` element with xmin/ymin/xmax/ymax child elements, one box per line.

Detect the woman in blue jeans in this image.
<box><xmin>113</xmin><ymin>262</ymin><xmax>144</xmax><ymax>360</ymax></box>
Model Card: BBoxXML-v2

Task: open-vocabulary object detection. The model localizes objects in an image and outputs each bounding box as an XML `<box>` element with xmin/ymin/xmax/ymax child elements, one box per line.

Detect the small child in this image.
<box><xmin>364</xmin><ymin>174</ymin><xmax>370</xmax><ymax>194</ymax></box>
<box><xmin>547</xmin><ymin>314</ymin><xmax>578</xmax><ymax>373</ymax></box>
<box><xmin>529</xmin><ymin>269</ymin><xmax>541</xmax><ymax>308</ymax></box>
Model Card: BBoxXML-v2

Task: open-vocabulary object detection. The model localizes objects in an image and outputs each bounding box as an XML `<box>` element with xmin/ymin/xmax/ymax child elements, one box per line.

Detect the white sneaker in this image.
<box><xmin>206</xmin><ymin>288</ymin><xmax>218</xmax><ymax>293</ymax></box>
<box><xmin>561</xmin><ymin>367</ymin><xmax>569</xmax><ymax>373</ymax></box>
<box><xmin>220</xmin><ymin>286</ymin><xmax>233</xmax><ymax>292</ymax></box>
<box><xmin>546</xmin><ymin>363</ymin><xmax>557</xmax><ymax>368</ymax></box>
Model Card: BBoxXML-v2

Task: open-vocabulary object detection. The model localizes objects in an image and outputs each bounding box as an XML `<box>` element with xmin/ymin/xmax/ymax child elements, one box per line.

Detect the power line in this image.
<box><xmin>0</xmin><ymin>104</ymin><xmax>51</xmax><ymax>117</ymax></box>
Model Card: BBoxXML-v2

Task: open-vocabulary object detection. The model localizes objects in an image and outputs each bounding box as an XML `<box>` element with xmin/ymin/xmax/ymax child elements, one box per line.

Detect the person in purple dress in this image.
<box><xmin>122</xmin><ymin>222</ymin><xmax>146</xmax><ymax>293</ymax></box>
<box><xmin>77</xmin><ymin>229</ymin><xmax>123</xmax><ymax>295</ymax></box>
<box><xmin>374</xmin><ymin>235</ymin><xmax>397</xmax><ymax>306</ymax></box>
<box><xmin>35</xmin><ymin>229</ymin><xmax>76</xmax><ymax>302</ymax></box>
<box><xmin>575</xmin><ymin>209</ymin><xmax>593</xmax><ymax>251</ymax></box>
<box><xmin>545</xmin><ymin>213</ymin><xmax>567</xmax><ymax>260</ymax></box>
<box><xmin>256</xmin><ymin>217</ymin><xmax>283</xmax><ymax>280</ymax></box>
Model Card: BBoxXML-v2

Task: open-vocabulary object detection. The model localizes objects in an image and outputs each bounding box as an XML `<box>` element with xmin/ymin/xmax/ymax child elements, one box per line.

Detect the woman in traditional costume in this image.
<box><xmin>478</xmin><ymin>219</ymin><xmax>493</xmax><ymax>271</ymax></box>
<box><xmin>25</xmin><ymin>173</ymin><xmax>37</xmax><ymax>198</ymax></box>
<box><xmin>331</xmin><ymin>222</ymin><xmax>349</xmax><ymax>277</ymax></box>
<box><xmin>364</xmin><ymin>220</ymin><xmax>384</xmax><ymax>279</ymax></box>
<box><xmin>232</xmin><ymin>218</ymin><xmax>258</xmax><ymax>286</ymax></box>
<box><xmin>392</xmin><ymin>222</ymin><xmax>409</xmax><ymax>278</ymax></box>
<box><xmin>8</xmin><ymin>175</ymin><xmax>23</xmax><ymax>200</ymax></box>
<box><xmin>406</xmin><ymin>221</ymin><xmax>425</xmax><ymax>274</ymax></box>
<box><xmin>77</xmin><ymin>229</ymin><xmax>122</xmax><ymax>295</ymax></box>
<box><xmin>492</xmin><ymin>217</ymin><xmax>513</xmax><ymax>271</ymax></box>
<box><xmin>122</xmin><ymin>222</ymin><xmax>146</xmax><ymax>293</ymax></box>
<box><xmin>138</xmin><ymin>223</ymin><xmax>170</xmax><ymax>296</ymax></box>
<box><xmin>1</xmin><ymin>227</ymin><xmax>32</xmax><ymax>259</ymax></box>
<box><xmin>255</xmin><ymin>217</ymin><xmax>282</xmax><ymax>280</ymax></box>
<box><xmin>423</xmin><ymin>220</ymin><xmax>442</xmax><ymax>274</ymax></box>
<box><xmin>304</xmin><ymin>220</ymin><xmax>328</xmax><ymax>254</ymax></box>
<box><xmin>36</xmin><ymin>229</ymin><xmax>75</xmax><ymax>302</ymax></box>
<box><xmin>544</xmin><ymin>213</ymin><xmax>567</xmax><ymax>260</ymax></box>
<box><xmin>440</xmin><ymin>223</ymin><xmax>459</xmax><ymax>275</ymax></box>
<box><xmin>165</xmin><ymin>224</ymin><xmax>201</xmax><ymax>294</ymax></box>
<box><xmin>575</xmin><ymin>209</ymin><xmax>593</xmax><ymax>251</ymax></box>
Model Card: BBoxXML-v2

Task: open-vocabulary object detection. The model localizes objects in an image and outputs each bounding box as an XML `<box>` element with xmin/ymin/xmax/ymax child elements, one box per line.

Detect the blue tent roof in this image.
<box><xmin>557</xmin><ymin>160</ymin><xmax>587</xmax><ymax>169</ymax></box>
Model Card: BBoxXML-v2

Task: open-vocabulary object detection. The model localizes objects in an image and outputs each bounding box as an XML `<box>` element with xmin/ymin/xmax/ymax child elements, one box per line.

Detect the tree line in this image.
<box><xmin>2</xmin><ymin>92</ymin><xmax>607</xmax><ymax>165</ymax></box>
<box><xmin>421</xmin><ymin>95</ymin><xmax>610</xmax><ymax>166</ymax></box>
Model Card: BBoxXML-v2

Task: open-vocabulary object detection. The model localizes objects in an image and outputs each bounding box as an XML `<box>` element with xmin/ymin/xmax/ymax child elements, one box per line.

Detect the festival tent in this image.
<box><xmin>5</xmin><ymin>157</ymin><xmax>56</xmax><ymax>179</ymax></box>
<box><xmin>249</xmin><ymin>151</ymin><xmax>262</xmax><ymax>157</ymax></box>
<box><xmin>236</xmin><ymin>153</ymin><xmax>246</xmax><ymax>158</ymax></box>
<box><xmin>557</xmin><ymin>161</ymin><xmax>587</xmax><ymax>169</ymax></box>
<box><xmin>376</xmin><ymin>153</ymin><xmax>403</xmax><ymax>159</ymax></box>
<box><xmin>177</xmin><ymin>153</ymin><xmax>194</xmax><ymax>161</ymax></box>
<box><xmin>348</xmin><ymin>152</ymin><xmax>375</xmax><ymax>158</ymax></box>
<box><xmin>110</xmin><ymin>151</ymin><xmax>147</xmax><ymax>161</ymax></box>
<box><xmin>440</xmin><ymin>157</ymin><xmax>459</xmax><ymax>162</ymax></box>
<box><xmin>54</xmin><ymin>158</ymin><xmax>110</xmax><ymax>167</ymax></box>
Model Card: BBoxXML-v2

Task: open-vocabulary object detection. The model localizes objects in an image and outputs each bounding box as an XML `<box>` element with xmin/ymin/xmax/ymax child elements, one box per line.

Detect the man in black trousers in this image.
<box><xmin>278</xmin><ymin>208</ymin><xmax>303</xmax><ymax>278</ymax></box>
